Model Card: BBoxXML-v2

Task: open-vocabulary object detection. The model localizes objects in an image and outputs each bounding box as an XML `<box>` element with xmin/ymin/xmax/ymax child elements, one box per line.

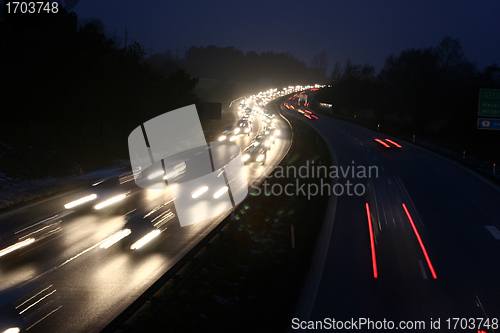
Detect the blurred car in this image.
<box><xmin>0</xmin><ymin>301</ymin><xmax>23</xmax><ymax>333</ymax></box>
<box><xmin>234</xmin><ymin>120</ymin><xmax>252</xmax><ymax>136</ymax></box>
<box><xmin>253</xmin><ymin>131</ymin><xmax>273</xmax><ymax>150</ymax></box>
<box><xmin>241</xmin><ymin>115</ymin><xmax>253</xmax><ymax>123</ymax></box>
<box><xmin>116</xmin><ymin>207</ymin><xmax>172</xmax><ymax>251</ymax></box>
<box><xmin>0</xmin><ymin>214</ymin><xmax>62</xmax><ymax>262</ymax></box>
<box><xmin>242</xmin><ymin>144</ymin><xmax>267</xmax><ymax>165</ymax></box>
<box><xmin>263</xmin><ymin>126</ymin><xmax>279</xmax><ymax>143</ymax></box>
<box><xmin>218</xmin><ymin>128</ymin><xmax>238</xmax><ymax>142</ymax></box>
<box><xmin>0</xmin><ymin>283</ymin><xmax>61</xmax><ymax>333</ymax></box>
<box><xmin>62</xmin><ymin>175</ymin><xmax>133</xmax><ymax>212</ymax></box>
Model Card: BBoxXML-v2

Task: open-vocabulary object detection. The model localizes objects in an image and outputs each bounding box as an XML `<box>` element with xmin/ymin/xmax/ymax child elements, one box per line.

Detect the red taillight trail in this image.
<box><xmin>402</xmin><ymin>203</ymin><xmax>437</xmax><ymax>279</ymax></box>
<box><xmin>375</xmin><ymin>139</ymin><xmax>391</xmax><ymax>148</ymax></box>
<box><xmin>385</xmin><ymin>139</ymin><xmax>402</xmax><ymax>148</ymax></box>
<box><xmin>366</xmin><ymin>203</ymin><xmax>378</xmax><ymax>278</ymax></box>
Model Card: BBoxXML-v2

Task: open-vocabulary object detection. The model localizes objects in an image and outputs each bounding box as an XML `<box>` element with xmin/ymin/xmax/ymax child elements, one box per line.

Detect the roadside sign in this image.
<box><xmin>478</xmin><ymin>89</ymin><xmax>500</xmax><ymax>117</ymax></box>
<box><xmin>478</xmin><ymin>118</ymin><xmax>500</xmax><ymax>130</ymax></box>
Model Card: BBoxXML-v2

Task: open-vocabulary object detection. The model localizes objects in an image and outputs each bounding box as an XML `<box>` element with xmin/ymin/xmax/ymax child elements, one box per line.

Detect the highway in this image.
<box><xmin>0</xmin><ymin>94</ymin><xmax>292</xmax><ymax>333</ymax></box>
<box><xmin>287</xmin><ymin>92</ymin><xmax>500</xmax><ymax>331</ymax></box>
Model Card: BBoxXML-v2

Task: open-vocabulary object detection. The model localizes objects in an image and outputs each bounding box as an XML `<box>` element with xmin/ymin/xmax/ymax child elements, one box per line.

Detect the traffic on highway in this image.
<box><xmin>0</xmin><ymin>85</ymin><xmax>313</xmax><ymax>333</ymax></box>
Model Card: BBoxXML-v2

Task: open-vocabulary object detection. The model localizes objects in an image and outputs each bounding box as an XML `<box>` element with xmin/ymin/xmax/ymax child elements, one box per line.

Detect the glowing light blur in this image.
<box><xmin>244</xmin><ymin>128</ymin><xmax>250</xmax><ymax>133</ymax></box>
<box><xmin>385</xmin><ymin>139</ymin><xmax>402</xmax><ymax>148</ymax></box>
<box><xmin>191</xmin><ymin>186</ymin><xmax>209</xmax><ymax>198</ymax></box>
<box><xmin>64</xmin><ymin>194</ymin><xmax>97</xmax><ymax>209</ymax></box>
<box><xmin>402</xmin><ymin>203</ymin><xmax>437</xmax><ymax>279</ymax></box>
<box><xmin>234</xmin><ymin>128</ymin><xmax>241</xmax><ymax>134</ymax></box>
<box><xmin>218</xmin><ymin>135</ymin><xmax>227</xmax><ymax>141</ymax></box>
<box><xmin>365</xmin><ymin>203</ymin><xmax>378</xmax><ymax>279</ymax></box>
<box><xmin>94</xmin><ymin>194</ymin><xmax>127</xmax><ymax>210</ymax></box>
<box><xmin>374</xmin><ymin>139</ymin><xmax>391</xmax><ymax>148</ymax></box>
<box><xmin>243</xmin><ymin>154</ymin><xmax>250</xmax><ymax>161</ymax></box>
<box><xmin>229</xmin><ymin>135</ymin><xmax>237</xmax><ymax>141</ymax></box>
<box><xmin>148</xmin><ymin>170</ymin><xmax>164</xmax><ymax>180</ymax></box>
<box><xmin>213</xmin><ymin>186</ymin><xmax>229</xmax><ymax>199</ymax></box>
<box><xmin>256</xmin><ymin>154</ymin><xmax>265</xmax><ymax>162</ymax></box>
<box><xmin>100</xmin><ymin>229</ymin><xmax>131</xmax><ymax>249</ymax></box>
<box><xmin>0</xmin><ymin>238</ymin><xmax>35</xmax><ymax>257</ymax></box>
<box><xmin>164</xmin><ymin>170</ymin><xmax>179</xmax><ymax>180</ymax></box>
<box><xmin>3</xmin><ymin>328</ymin><xmax>21</xmax><ymax>333</ymax></box>
<box><xmin>130</xmin><ymin>230</ymin><xmax>161</xmax><ymax>250</ymax></box>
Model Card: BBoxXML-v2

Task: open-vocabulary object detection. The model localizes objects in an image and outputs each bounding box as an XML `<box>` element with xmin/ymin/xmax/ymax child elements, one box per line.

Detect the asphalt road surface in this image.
<box><xmin>287</xmin><ymin>93</ymin><xmax>500</xmax><ymax>332</ymax></box>
<box><xmin>0</xmin><ymin>97</ymin><xmax>292</xmax><ymax>333</ymax></box>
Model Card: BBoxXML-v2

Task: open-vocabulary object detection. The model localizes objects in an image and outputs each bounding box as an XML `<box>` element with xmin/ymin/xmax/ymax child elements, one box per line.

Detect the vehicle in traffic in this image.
<box><xmin>263</xmin><ymin>126</ymin><xmax>279</xmax><ymax>143</ymax></box>
<box><xmin>62</xmin><ymin>175</ymin><xmax>134</xmax><ymax>212</ymax></box>
<box><xmin>110</xmin><ymin>206</ymin><xmax>173</xmax><ymax>251</ymax></box>
<box><xmin>218</xmin><ymin>128</ymin><xmax>238</xmax><ymax>142</ymax></box>
<box><xmin>234</xmin><ymin>120</ymin><xmax>252</xmax><ymax>136</ymax></box>
<box><xmin>0</xmin><ymin>213</ymin><xmax>62</xmax><ymax>262</ymax></box>
<box><xmin>253</xmin><ymin>131</ymin><xmax>273</xmax><ymax>150</ymax></box>
<box><xmin>242</xmin><ymin>144</ymin><xmax>267</xmax><ymax>165</ymax></box>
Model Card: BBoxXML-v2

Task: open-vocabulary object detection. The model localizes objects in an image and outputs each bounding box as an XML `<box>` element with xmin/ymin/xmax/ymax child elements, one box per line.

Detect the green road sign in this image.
<box><xmin>478</xmin><ymin>89</ymin><xmax>500</xmax><ymax>117</ymax></box>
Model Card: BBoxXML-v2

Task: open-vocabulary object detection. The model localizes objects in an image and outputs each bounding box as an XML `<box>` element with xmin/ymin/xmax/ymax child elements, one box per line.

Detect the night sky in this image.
<box><xmin>3</xmin><ymin>0</ymin><xmax>497</xmax><ymax>74</ymax></box>
<box><xmin>69</xmin><ymin>0</ymin><xmax>500</xmax><ymax>74</ymax></box>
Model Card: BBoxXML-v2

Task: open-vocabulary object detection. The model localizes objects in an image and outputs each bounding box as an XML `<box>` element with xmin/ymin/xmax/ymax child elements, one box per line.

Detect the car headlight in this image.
<box><xmin>192</xmin><ymin>186</ymin><xmax>209</xmax><ymax>198</ymax></box>
<box><xmin>213</xmin><ymin>186</ymin><xmax>229</xmax><ymax>199</ymax></box>
<box><xmin>234</xmin><ymin>128</ymin><xmax>240</xmax><ymax>134</ymax></box>
<box><xmin>265</xmin><ymin>140</ymin><xmax>270</xmax><ymax>146</ymax></box>
<box><xmin>0</xmin><ymin>238</ymin><xmax>35</xmax><ymax>257</ymax></box>
<box><xmin>100</xmin><ymin>229</ymin><xmax>131</xmax><ymax>249</ymax></box>
<box><xmin>218</xmin><ymin>135</ymin><xmax>227</xmax><ymax>141</ymax></box>
<box><xmin>94</xmin><ymin>194</ymin><xmax>127</xmax><ymax>210</ymax></box>
<box><xmin>148</xmin><ymin>170</ymin><xmax>164</xmax><ymax>180</ymax></box>
<box><xmin>230</xmin><ymin>135</ymin><xmax>237</xmax><ymax>141</ymax></box>
<box><xmin>275</xmin><ymin>130</ymin><xmax>280</xmax><ymax>136</ymax></box>
<box><xmin>130</xmin><ymin>230</ymin><xmax>161</xmax><ymax>250</ymax></box>
<box><xmin>256</xmin><ymin>154</ymin><xmax>265</xmax><ymax>162</ymax></box>
<box><xmin>64</xmin><ymin>194</ymin><xmax>97</xmax><ymax>209</ymax></box>
<box><xmin>270</xmin><ymin>136</ymin><xmax>275</xmax><ymax>141</ymax></box>
<box><xmin>3</xmin><ymin>328</ymin><xmax>21</xmax><ymax>333</ymax></box>
<box><xmin>245</xmin><ymin>128</ymin><xmax>250</xmax><ymax>133</ymax></box>
<box><xmin>243</xmin><ymin>154</ymin><xmax>250</xmax><ymax>161</ymax></box>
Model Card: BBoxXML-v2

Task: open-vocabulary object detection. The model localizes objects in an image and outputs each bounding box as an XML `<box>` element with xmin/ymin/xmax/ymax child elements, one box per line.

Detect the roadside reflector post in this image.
<box><xmin>413</xmin><ymin>134</ymin><xmax>415</xmax><ymax>143</ymax></box>
<box><xmin>463</xmin><ymin>150</ymin><xmax>465</xmax><ymax>159</ymax></box>
<box><xmin>494</xmin><ymin>163</ymin><xmax>496</xmax><ymax>175</ymax></box>
<box><xmin>291</xmin><ymin>225</ymin><xmax>295</xmax><ymax>248</ymax></box>
<box><xmin>377</xmin><ymin>124</ymin><xmax>380</xmax><ymax>131</ymax></box>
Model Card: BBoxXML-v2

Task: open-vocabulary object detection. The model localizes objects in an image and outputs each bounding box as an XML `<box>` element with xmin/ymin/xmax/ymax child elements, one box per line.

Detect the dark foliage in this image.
<box><xmin>184</xmin><ymin>45</ymin><xmax>327</xmax><ymax>87</ymax></box>
<box><xmin>316</xmin><ymin>36</ymin><xmax>500</xmax><ymax>161</ymax></box>
<box><xmin>0</xmin><ymin>5</ymin><xmax>198</xmax><ymax>177</ymax></box>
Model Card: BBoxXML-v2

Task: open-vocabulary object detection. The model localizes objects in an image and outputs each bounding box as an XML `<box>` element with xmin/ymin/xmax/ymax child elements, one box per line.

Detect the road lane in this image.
<box><xmin>0</xmin><ymin>96</ymin><xmax>293</xmax><ymax>333</ymax></box>
<box><xmin>286</xmin><ymin>94</ymin><xmax>500</xmax><ymax>330</ymax></box>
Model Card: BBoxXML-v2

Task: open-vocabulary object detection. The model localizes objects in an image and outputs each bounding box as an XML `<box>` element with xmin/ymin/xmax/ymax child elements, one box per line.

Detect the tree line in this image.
<box><xmin>183</xmin><ymin>45</ymin><xmax>327</xmax><ymax>87</ymax></box>
<box><xmin>0</xmin><ymin>5</ymin><xmax>199</xmax><ymax>145</ymax></box>
<box><xmin>315</xmin><ymin>37</ymin><xmax>500</xmax><ymax>158</ymax></box>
